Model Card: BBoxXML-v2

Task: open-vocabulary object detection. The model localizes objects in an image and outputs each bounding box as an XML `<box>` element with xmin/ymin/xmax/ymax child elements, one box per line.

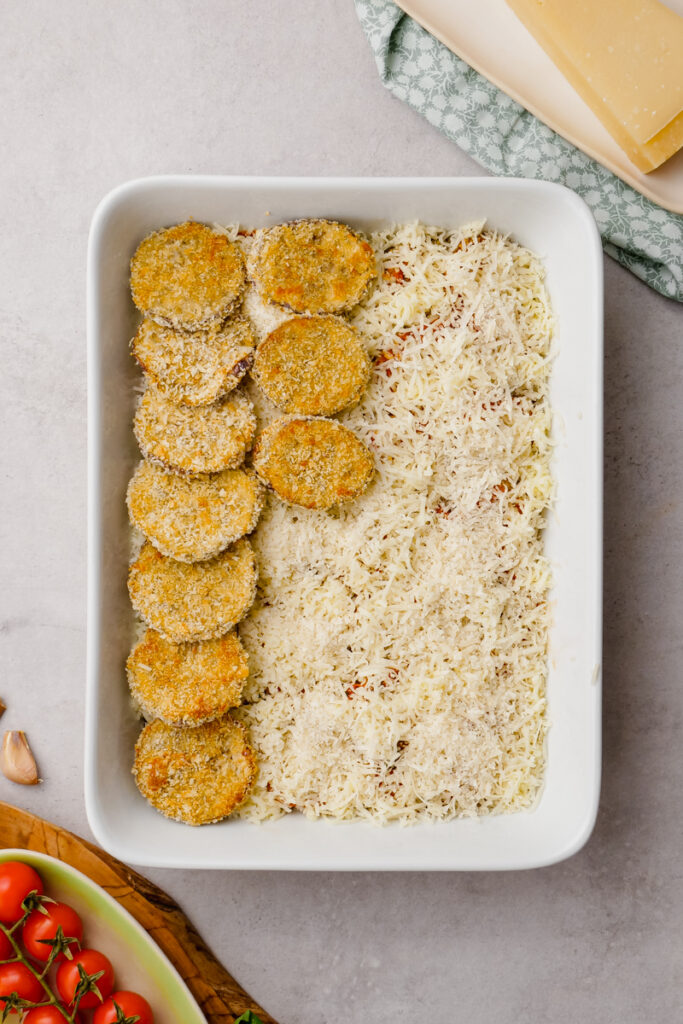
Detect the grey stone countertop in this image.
<box><xmin>0</xmin><ymin>2</ymin><xmax>681</xmax><ymax>1022</ymax></box>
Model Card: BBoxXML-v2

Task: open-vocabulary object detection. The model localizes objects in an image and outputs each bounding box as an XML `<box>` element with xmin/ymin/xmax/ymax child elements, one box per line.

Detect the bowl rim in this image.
<box><xmin>0</xmin><ymin>848</ymin><xmax>206</xmax><ymax>1020</ymax></box>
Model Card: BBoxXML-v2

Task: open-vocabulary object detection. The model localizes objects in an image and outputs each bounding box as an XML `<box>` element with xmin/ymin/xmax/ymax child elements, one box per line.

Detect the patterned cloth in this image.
<box><xmin>355</xmin><ymin>0</ymin><xmax>683</xmax><ymax>301</ymax></box>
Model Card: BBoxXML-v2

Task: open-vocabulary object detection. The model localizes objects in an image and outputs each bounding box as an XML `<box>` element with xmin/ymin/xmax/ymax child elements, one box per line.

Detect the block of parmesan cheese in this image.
<box><xmin>505</xmin><ymin>0</ymin><xmax>683</xmax><ymax>172</ymax></box>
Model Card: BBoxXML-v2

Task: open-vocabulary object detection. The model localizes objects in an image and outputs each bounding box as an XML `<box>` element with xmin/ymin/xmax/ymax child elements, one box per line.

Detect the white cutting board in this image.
<box><xmin>396</xmin><ymin>0</ymin><xmax>683</xmax><ymax>213</ymax></box>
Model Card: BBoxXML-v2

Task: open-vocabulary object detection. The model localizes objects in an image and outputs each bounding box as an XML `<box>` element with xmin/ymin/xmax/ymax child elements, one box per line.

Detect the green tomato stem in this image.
<box><xmin>0</xmin><ymin>919</ymin><xmax>76</xmax><ymax>1024</ymax></box>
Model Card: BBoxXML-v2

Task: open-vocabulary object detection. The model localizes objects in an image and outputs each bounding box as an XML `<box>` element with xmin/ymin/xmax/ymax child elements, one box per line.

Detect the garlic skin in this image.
<box><xmin>1</xmin><ymin>731</ymin><xmax>40</xmax><ymax>785</ymax></box>
<box><xmin>0</xmin><ymin>699</ymin><xmax>5</xmax><ymax>719</ymax></box>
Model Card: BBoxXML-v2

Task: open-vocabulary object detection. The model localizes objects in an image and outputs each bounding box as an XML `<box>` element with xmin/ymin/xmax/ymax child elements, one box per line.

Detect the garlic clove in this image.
<box><xmin>1</xmin><ymin>731</ymin><xmax>41</xmax><ymax>785</ymax></box>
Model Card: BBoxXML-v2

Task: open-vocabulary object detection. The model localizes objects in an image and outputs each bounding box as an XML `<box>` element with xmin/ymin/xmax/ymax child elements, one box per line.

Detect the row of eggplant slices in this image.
<box><xmin>124</xmin><ymin>218</ymin><xmax>377</xmax><ymax>826</ymax></box>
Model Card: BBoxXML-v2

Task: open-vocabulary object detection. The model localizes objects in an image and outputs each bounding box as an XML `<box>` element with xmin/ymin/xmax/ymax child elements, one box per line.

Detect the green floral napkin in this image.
<box><xmin>355</xmin><ymin>0</ymin><xmax>683</xmax><ymax>301</ymax></box>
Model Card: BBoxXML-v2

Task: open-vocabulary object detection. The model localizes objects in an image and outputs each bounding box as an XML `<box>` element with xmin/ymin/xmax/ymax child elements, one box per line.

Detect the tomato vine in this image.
<box><xmin>0</xmin><ymin>892</ymin><xmax>93</xmax><ymax>1023</ymax></box>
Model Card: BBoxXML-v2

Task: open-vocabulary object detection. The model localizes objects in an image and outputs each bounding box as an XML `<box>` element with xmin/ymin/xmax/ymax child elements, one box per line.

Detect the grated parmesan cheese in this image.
<box><xmin>238</xmin><ymin>222</ymin><xmax>553</xmax><ymax>824</ymax></box>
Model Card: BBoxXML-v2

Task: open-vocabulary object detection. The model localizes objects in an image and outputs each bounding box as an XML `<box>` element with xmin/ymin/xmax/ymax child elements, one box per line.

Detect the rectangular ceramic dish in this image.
<box><xmin>86</xmin><ymin>176</ymin><xmax>603</xmax><ymax>870</ymax></box>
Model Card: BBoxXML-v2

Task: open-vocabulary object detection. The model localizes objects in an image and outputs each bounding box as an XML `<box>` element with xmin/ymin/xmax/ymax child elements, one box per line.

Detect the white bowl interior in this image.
<box><xmin>86</xmin><ymin>177</ymin><xmax>602</xmax><ymax>870</ymax></box>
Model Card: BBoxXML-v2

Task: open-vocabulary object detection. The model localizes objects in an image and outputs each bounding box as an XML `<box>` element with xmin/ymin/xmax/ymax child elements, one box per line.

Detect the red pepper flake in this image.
<box><xmin>345</xmin><ymin>678</ymin><xmax>367</xmax><ymax>699</ymax></box>
<box><xmin>374</xmin><ymin>347</ymin><xmax>400</xmax><ymax>365</ymax></box>
<box><xmin>454</xmin><ymin>232</ymin><xmax>485</xmax><ymax>252</ymax></box>
<box><xmin>492</xmin><ymin>479</ymin><xmax>512</xmax><ymax>497</ymax></box>
<box><xmin>476</xmin><ymin>480</ymin><xmax>512</xmax><ymax>509</ymax></box>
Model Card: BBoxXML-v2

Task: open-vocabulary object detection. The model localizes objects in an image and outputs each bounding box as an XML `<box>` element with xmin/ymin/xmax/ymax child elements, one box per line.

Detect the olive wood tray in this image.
<box><xmin>0</xmin><ymin>801</ymin><xmax>277</xmax><ymax>1024</ymax></box>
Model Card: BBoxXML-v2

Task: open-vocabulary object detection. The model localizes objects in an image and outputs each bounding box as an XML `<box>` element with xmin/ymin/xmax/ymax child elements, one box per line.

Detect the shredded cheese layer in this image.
<box><xmin>233</xmin><ymin>222</ymin><xmax>554</xmax><ymax>823</ymax></box>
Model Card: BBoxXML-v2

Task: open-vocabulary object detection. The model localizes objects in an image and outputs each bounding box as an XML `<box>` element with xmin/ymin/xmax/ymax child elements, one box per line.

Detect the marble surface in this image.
<box><xmin>1</xmin><ymin>1</ymin><xmax>682</xmax><ymax>1021</ymax></box>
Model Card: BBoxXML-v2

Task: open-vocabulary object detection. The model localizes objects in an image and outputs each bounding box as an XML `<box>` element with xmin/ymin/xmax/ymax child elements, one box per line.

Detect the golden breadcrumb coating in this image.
<box><xmin>132</xmin><ymin>316</ymin><xmax>255</xmax><ymax>406</ymax></box>
<box><xmin>127</xmin><ymin>628</ymin><xmax>249</xmax><ymax>727</ymax></box>
<box><xmin>130</xmin><ymin>221</ymin><xmax>245</xmax><ymax>330</ymax></box>
<box><xmin>253</xmin><ymin>416</ymin><xmax>374</xmax><ymax>510</ymax></box>
<box><xmin>133</xmin><ymin>387</ymin><xmax>256</xmax><ymax>477</ymax></box>
<box><xmin>128</xmin><ymin>539</ymin><xmax>257</xmax><ymax>642</ymax></box>
<box><xmin>249</xmin><ymin>219</ymin><xmax>376</xmax><ymax>314</ymax></box>
<box><xmin>126</xmin><ymin>462</ymin><xmax>264</xmax><ymax>562</ymax></box>
<box><xmin>133</xmin><ymin>716</ymin><xmax>256</xmax><ymax>825</ymax></box>
<box><xmin>125</xmin><ymin>462</ymin><xmax>264</xmax><ymax>561</ymax></box>
<box><xmin>252</xmin><ymin>315</ymin><xmax>371</xmax><ymax>415</ymax></box>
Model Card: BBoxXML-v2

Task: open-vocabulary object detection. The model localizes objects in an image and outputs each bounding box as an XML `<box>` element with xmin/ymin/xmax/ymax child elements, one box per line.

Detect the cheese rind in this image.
<box><xmin>506</xmin><ymin>0</ymin><xmax>683</xmax><ymax>172</ymax></box>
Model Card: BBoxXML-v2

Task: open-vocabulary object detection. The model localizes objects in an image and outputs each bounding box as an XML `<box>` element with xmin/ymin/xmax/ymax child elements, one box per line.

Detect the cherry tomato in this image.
<box><xmin>22</xmin><ymin>902</ymin><xmax>83</xmax><ymax>962</ymax></box>
<box><xmin>0</xmin><ymin>960</ymin><xmax>44</xmax><ymax>1005</ymax></box>
<box><xmin>56</xmin><ymin>949</ymin><xmax>114</xmax><ymax>1009</ymax></box>
<box><xmin>0</xmin><ymin>928</ymin><xmax>12</xmax><ymax>960</ymax></box>
<box><xmin>93</xmin><ymin>991</ymin><xmax>154</xmax><ymax>1024</ymax></box>
<box><xmin>0</xmin><ymin>862</ymin><xmax>44</xmax><ymax>924</ymax></box>
<box><xmin>23</xmin><ymin>1007</ymin><xmax>83</xmax><ymax>1024</ymax></box>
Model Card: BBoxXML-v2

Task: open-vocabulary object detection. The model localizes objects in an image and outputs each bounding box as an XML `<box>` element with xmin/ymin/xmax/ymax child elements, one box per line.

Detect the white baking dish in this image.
<box><xmin>86</xmin><ymin>176</ymin><xmax>602</xmax><ymax>870</ymax></box>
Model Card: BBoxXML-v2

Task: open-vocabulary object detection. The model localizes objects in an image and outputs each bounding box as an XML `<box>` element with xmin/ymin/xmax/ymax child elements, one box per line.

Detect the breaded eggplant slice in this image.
<box><xmin>253</xmin><ymin>416</ymin><xmax>374</xmax><ymax>510</ymax></box>
<box><xmin>252</xmin><ymin>315</ymin><xmax>371</xmax><ymax>415</ymax></box>
<box><xmin>249</xmin><ymin>219</ymin><xmax>376</xmax><ymax>314</ymax></box>
<box><xmin>134</xmin><ymin>388</ymin><xmax>256</xmax><ymax>477</ymax></box>
<box><xmin>126</xmin><ymin>461</ymin><xmax>264</xmax><ymax>562</ymax></box>
<box><xmin>130</xmin><ymin>221</ymin><xmax>245</xmax><ymax>330</ymax></box>
<box><xmin>128</xmin><ymin>539</ymin><xmax>256</xmax><ymax>642</ymax></box>
<box><xmin>133</xmin><ymin>716</ymin><xmax>256</xmax><ymax>825</ymax></box>
<box><xmin>132</xmin><ymin>316</ymin><xmax>255</xmax><ymax>406</ymax></box>
<box><xmin>127</xmin><ymin>628</ymin><xmax>248</xmax><ymax>727</ymax></box>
